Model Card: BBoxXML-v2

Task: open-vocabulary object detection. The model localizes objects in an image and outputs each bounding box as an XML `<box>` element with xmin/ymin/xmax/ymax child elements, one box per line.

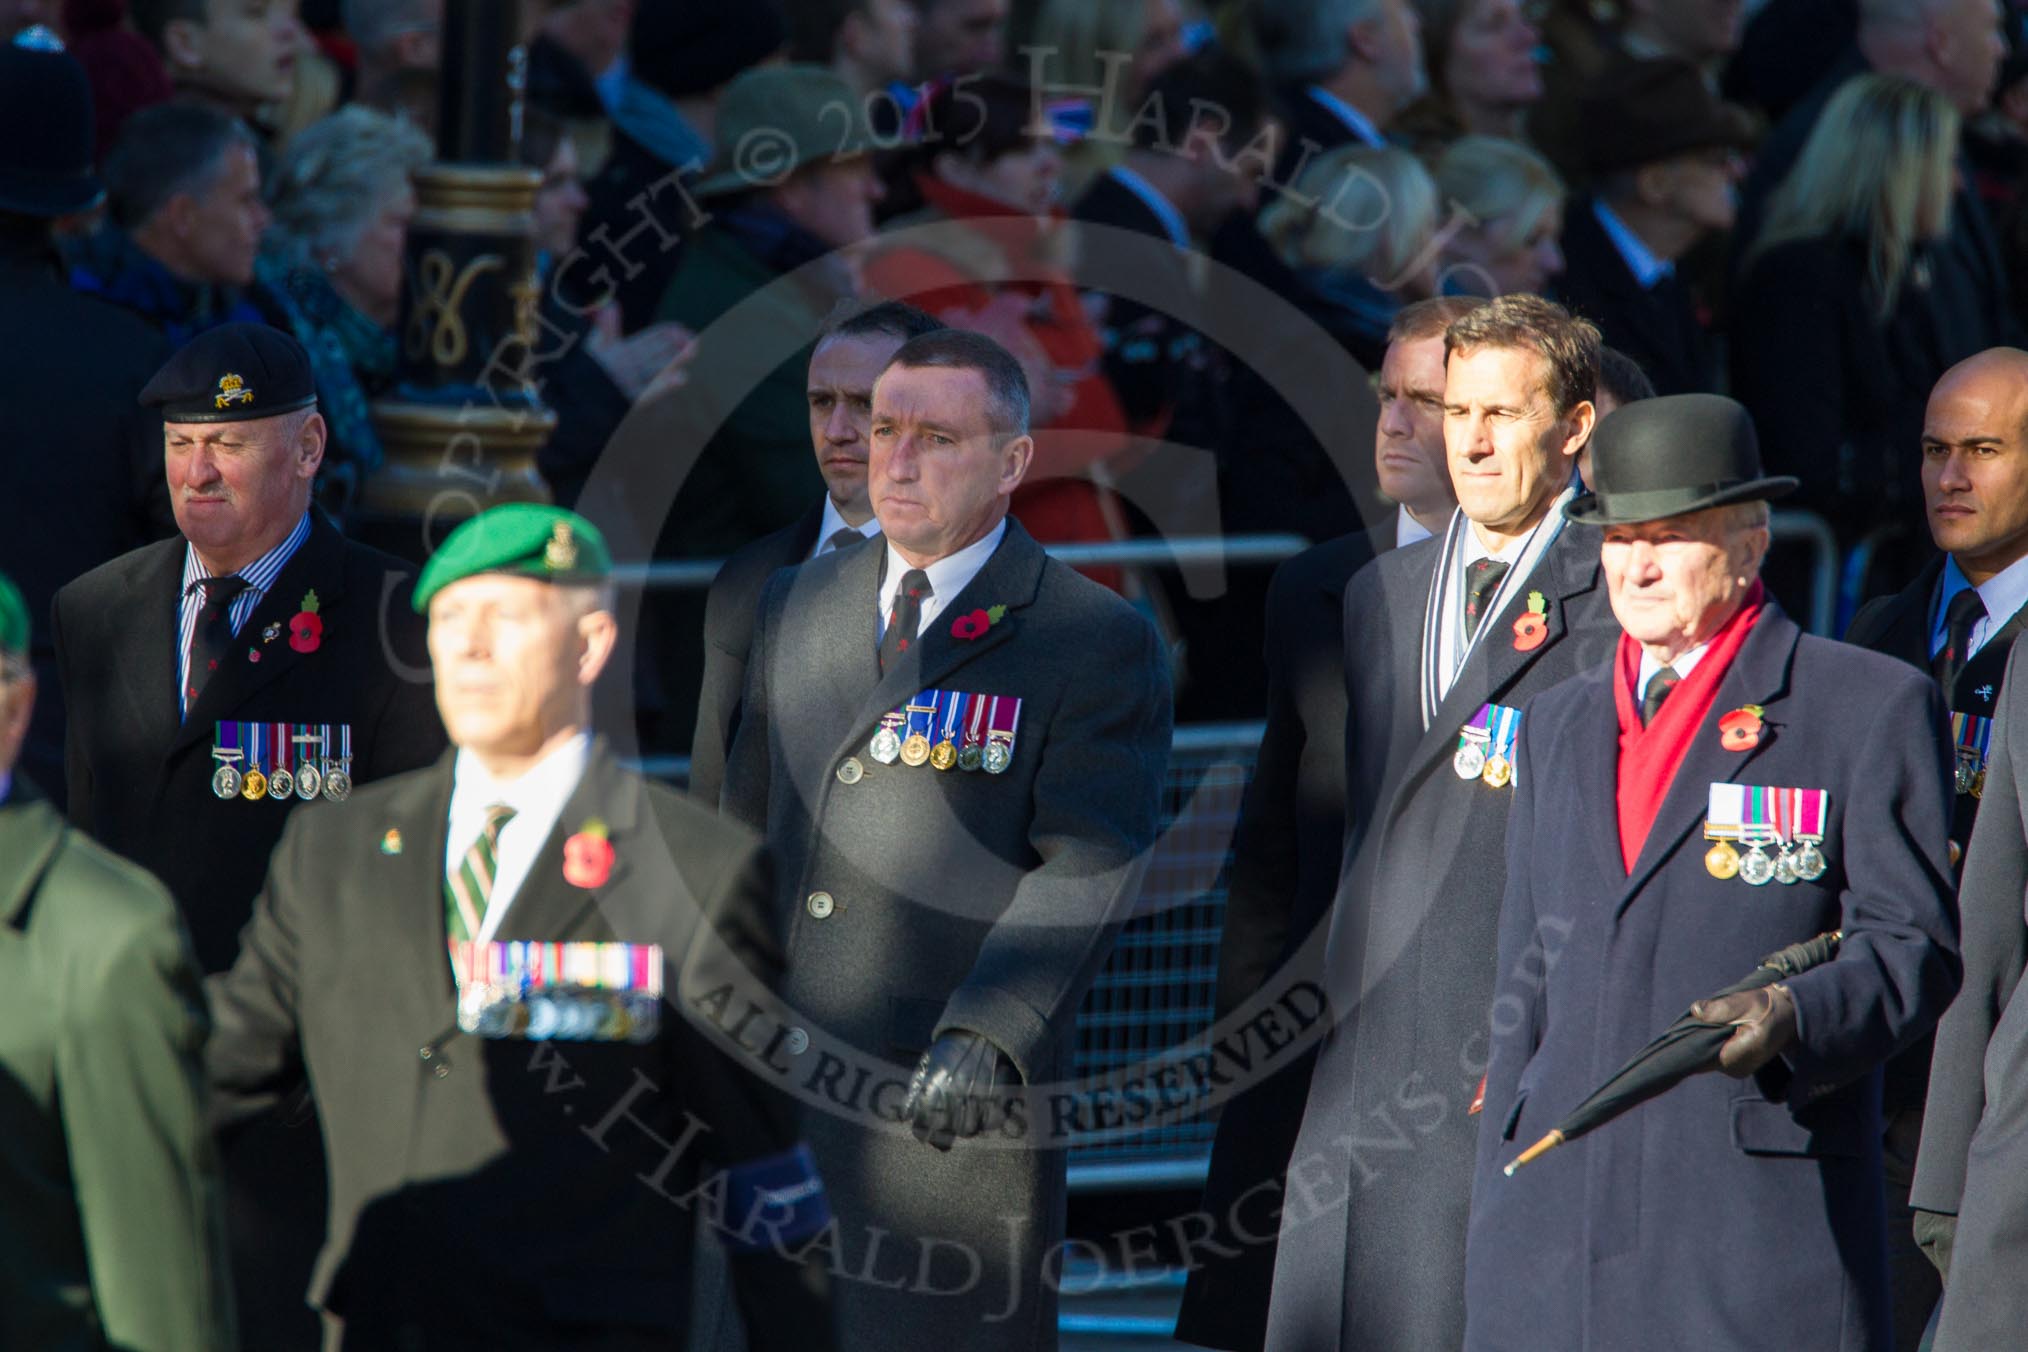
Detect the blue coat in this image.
<box><xmin>1464</xmin><ymin>605</ymin><xmax>1960</xmax><ymax>1352</ymax></box>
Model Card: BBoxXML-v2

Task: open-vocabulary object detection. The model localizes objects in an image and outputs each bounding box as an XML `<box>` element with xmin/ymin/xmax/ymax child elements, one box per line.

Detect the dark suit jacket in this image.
<box><xmin>723</xmin><ymin>519</ymin><xmax>1171</xmax><ymax>1350</ymax></box>
<box><xmin>1269</xmin><ymin>83</ymin><xmax>1373</xmax><ymax>185</ymax></box>
<box><xmin>1464</xmin><ymin>607</ymin><xmax>1959</xmax><ymax>1352</ymax></box>
<box><xmin>52</xmin><ymin>509</ymin><xmax>446</xmax><ymax>973</ymax></box>
<box><xmin>1919</xmin><ymin>641</ymin><xmax>2028</xmax><ymax>1350</ymax></box>
<box><xmin>1265</xmin><ymin>520</ymin><xmax>1623</xmax><ymax>1352</ymax></box>
<box><xmin>1555</xmin><ymin>197</ymin><xmax>1715</xmax><ymax>397</ymax></box>
<box><xmin>1</xmin><ymin>780</ymin><xmax>233</xmax><ymax>1352</ymax></box>
<box><xmin>1174</xmin><ymin>520</ymin><xmax>1393</xmax><ymax>1351</ymax></box>
<box><xmin>206</xmin><ymin>741</ymin><xmax>831</xmax><ymax>1348</ymax></box>
<box><xmin>687</xmin><ymin>502</ymin><xmax>823</xmax><ymax>806</ymax></box>
<box><xmin>0</xmin><ymin>244</ymin><xmax>173</xmax><ymax>800</ymax></box>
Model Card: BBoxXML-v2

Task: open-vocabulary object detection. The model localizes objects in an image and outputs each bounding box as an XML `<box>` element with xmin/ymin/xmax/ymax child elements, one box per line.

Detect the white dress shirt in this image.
<box><xmin>1930</xmin><ymin>552</ymin><xmax>2028</xmax><ymax>661</ymax></box>
<box><xmin>444</xmin><ymin>731</ymin><xmax>591</xmax><ymax>945</ymax></box>
<box><xmin>1638</xmin><ymin>641</ymin><xmax>1710</xmax><ymax>708</ymax></box>
<box><xmin>810</xmin><ymin>497</ymin><xmax>882</xmax><ymax>561</ymax></box>
<box><xmin>877</xmin><ymin>519</ymin><xmax>1008</xmax><ymax>639</ymax></box>
<box><xmin>1396</xmin><ymin>505</ymin><xmax>1435</xmax><ymax>548</ymax></box>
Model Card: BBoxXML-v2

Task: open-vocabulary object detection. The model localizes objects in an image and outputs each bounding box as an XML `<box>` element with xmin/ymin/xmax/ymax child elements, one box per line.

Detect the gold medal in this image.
<box><xmin>241</xmin><ymin>767</ymin><xmax>267</xmax><ymax>800</ymax></box>
<box><xmin>900</xmin><ymin>733</ymin><xmax>932</xmax><ymax>767</ymax></box>
<box><xmin>930</xmin><ymin>740</ymin><xmax>957</xmax><ymax>770</ymax></box>
<box><xmin>1481</xmin><ymin>755</ymin><xmax>1512</xmax><ymax>789</ymax></box>
<box><xmin>1705</xmin><ymin>839</ymin><xmax>1741</xmax><ymax>880</ymax></box>
<box><xmin>1972</xmin><ymin>767</ymin><xmax>1987</xmax><ymax>800</ymax></box>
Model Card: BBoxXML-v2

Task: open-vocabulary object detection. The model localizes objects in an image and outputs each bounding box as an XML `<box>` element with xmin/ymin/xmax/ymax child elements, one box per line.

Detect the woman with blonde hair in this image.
<box><xmin>1257</xmin><ymin>143</ymin><xmax>1444</xmax><ymax>364</ymax></box>
<box><xmin>1432</xmin><ymin>133</ymin><xmax>1567</xmax><ymax>296</ymax></box>
<box><xmin>1732</xmin><ymin>74</ymin><xmax>1963</xmax><ymax>548</ymax></box>
<box><xmin>1022</xmin><ymin>0</ymin><xmax>1191</xmax><ymax>191</ymax></box>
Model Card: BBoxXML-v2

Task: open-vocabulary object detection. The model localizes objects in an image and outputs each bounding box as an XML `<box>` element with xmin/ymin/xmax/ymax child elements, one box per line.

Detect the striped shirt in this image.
<box><xmin>177</xmin><ymin>511</ymin><xmax>312</xmax><ymax>719</ymax></box>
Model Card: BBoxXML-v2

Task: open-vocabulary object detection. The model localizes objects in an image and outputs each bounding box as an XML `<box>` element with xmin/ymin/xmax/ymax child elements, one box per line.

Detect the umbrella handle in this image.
<box><xmin>1503</xmin><ymin>1129</ymin><xmax>1566</xmax><ymax>1176</ymax></box>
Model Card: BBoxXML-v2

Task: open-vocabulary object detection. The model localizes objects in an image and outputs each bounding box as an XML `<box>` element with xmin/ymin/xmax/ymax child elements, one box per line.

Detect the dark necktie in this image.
<box><xmin>1463</xmin><ymin>558</ymin><xmax>1510</xmax><ymax>643</ymax></box>
<box><xmin>1935</xmin><ymin>587</ymin><xmax>1987</xmax><ymax>696</ymax></box>
<box><xmin>1641</xmin><ymin>665</ymin><xmax>1681</xmax><ymax>727</ymax></box>
<box><xmin>880</xmin><ymin>569</ymin><xmax>932</xmax><ymax>674</ymax></box>
<box><xmin>826</xmin><ymin>527</ymin><xmax>867</xmax><ymax>555</ymax></box>
<box><xmin>185</xmin><ymin>574</ymin><xmax>251</xmax><ymax>712</ymax></box>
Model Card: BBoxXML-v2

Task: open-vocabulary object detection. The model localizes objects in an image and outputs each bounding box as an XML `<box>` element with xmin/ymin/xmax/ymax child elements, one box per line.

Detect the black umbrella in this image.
<box><xmin>1503</xmin><ymin>930</ymin><xmax>1842</xmax><ymax>1175</ymax></box>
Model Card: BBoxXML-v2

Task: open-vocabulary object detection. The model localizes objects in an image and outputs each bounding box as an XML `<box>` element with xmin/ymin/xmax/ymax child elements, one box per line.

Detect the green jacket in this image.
<box><xmin>0</xmin><ymin>781</ymin><xmax>235</xmax><ymax>1351</ymax></box>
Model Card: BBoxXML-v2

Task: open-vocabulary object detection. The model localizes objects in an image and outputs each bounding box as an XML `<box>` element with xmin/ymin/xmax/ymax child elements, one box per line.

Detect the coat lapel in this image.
<box><xmin>364</xmin><ymin>752</ymin><xmax>462</xmax><ymax>1017</ymax></box>
<box><xmin>1615</xmin><ymin>610</ymin><xmax>1800</xmax><ymax>914</ymax></box>
<box><xmin>488</xmin><ymin>742</ymin><xmax>640</xmax><ymax>943</ymax></box>
<box><xmin>850</xmin><ymin>522</ymin><xmax>1049</xmax><ymax>750</ymax></box>
<box><xmin>110</xmin><ymin>542</ymin><xmax>188</xmax><ymax>752</ymax></box>
<box><xmin>174</xmin><ymin>512</ymin><xmax>349</xmax><ymax>753</ymax></box>
<box><xmin>0</xmin><ymin>786</ymin><xmax>66</xmax><ymax>930</ymax></box>
<box><xmin>1952</xmin><ymin>593</ymin><xmax>2028</xmax><ymax>713</ymax></box>
<box><xmin>1853</xmin><ymin>556</ymin><xmax>1939</xmax><ymax>670</ymax></box>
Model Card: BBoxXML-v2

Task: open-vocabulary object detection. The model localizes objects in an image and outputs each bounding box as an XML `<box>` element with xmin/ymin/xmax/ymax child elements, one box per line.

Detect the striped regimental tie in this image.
<box><xmin>446</xmin><ymin>803</ymin><xmax>517</xmax><ymax>943</ymax></box>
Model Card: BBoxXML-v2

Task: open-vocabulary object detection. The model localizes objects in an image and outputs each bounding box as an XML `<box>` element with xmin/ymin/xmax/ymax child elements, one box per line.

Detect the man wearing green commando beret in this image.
<box><xmin>0</xmin><ymin>569</ymin><xmax>237</xmax><ymax>1350</ymax></box>
<box><xmin>205</xmin><ymin>505</ymin><xmax>837</xmax><ymax>1349</ymax></box>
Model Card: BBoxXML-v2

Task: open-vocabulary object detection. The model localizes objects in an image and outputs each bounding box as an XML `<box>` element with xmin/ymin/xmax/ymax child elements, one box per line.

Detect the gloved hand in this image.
<box><xmin>1690</xmin><ymin>983</ymin><xmax>1799</xmax><ymax>1078</ymax></box>
<box><xmin>1913</xmin><ymin>1209</ymin><xmax>1957</xmax><ymax>1285</ymax></box>
<box><xmin>902</xmin><ymin>1030</ymin><xmax>1022</xmax><ymax>1152</ymax></box>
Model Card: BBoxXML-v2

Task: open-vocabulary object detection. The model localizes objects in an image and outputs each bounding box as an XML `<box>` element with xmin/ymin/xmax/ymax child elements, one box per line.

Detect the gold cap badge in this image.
<box><xmin>543</xmin><ymin>521</ymin><xmax>578</xmax><ymax>571</ymax></box>
<box><xmin>214</xmin><ymin>372</ymin><xmax>253</xmax><ymax>409</ymax></box>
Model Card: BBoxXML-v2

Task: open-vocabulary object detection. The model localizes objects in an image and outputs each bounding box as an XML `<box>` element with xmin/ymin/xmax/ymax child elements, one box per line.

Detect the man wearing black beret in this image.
<box><xmin>52</xmin><ymin>320</ymin><xmax>446</xmax><ymax>1349</ymax></box>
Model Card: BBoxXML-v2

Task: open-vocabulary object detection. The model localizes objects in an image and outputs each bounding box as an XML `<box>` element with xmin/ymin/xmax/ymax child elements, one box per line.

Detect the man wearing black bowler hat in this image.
<box><xmin>1463</xmin><ymin>394</ymin><xmax>1960</xmax><ymax>1352</ymax></box>
<box><xmin>52</xmin><ymin>320</ymin><xmax>445</xmax><ymax>1351</ymax></box>
<box><xmin>0</xmin><ymin>26</ymin><xmax>174</xmax><ymax>802</ymax></box>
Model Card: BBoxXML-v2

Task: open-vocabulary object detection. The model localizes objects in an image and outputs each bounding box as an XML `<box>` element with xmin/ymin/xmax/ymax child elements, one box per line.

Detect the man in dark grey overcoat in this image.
<box><xmin>723</xmin><ymin>330</ymin><xmax>1172</xmax><ymax>1349</ymax></box>
<box><xmin>1264</xmin><ymin>296</ymin><xmax>1622</xmax><ymax>1351</ymax></box>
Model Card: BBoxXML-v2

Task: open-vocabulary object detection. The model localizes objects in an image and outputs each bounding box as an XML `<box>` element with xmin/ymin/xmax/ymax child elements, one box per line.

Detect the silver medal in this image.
<box><xmin>984</xmin><ymin>738</ymin><xmax>1013</xmax><ymax>774</ymax></box>
<box><xmin>1453</xmin><ymin>741</ymin><xmax>1487</xmax><ymax>781</ymax></box>
<box><xmin>267</xmin><ymin>767</ymin><xmax>294</xmax><ymax>799</ymax></box>
<box><xmin>1795</xmin><ymin>842</ymin><xmax>1827</xmax><ymax>882</ymax></box>
<box><xmin>294</xmin><ymin>761</ymin><xmax>321</xmax><ymax>799</ymax></box>
<box><xmin>1773</xmin><ymin>846</ymin><xmax>1799</xmax><ymax>886</ymax></box>
<box><xmin>1740</xmin><ymin>844</ymin><xmax>1775</xmax><ymax>886</ymax></box>
<box><xmin>212</xmin><ymin>764</ymin><xmax>243</xmax><ymax>799</ymax></box>
<box><xmin>870</xmin><ymin>725</ymin><xmax>902</xmax><ymax>764</ymax></box>
<box><xmin>322</xmin><ymin>763</ymin><xmax>352</xmax><ymax>802</ymax></box>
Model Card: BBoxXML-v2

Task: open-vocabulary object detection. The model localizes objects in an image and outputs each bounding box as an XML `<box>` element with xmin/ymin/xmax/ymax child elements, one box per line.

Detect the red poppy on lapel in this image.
<box><xmin>289</xmin><ymin>589</ymin><xmax>323</xmax><ymax>653</ymax></box>
<box><xmin>563</xmin><ymin>819</ymin><xmax>614</xmax><ymax>889</ymax></box>
<box><xmin>1512</xmin><ymin>591</ymin><xmax>1550</xmax><ymax>652</ymax></box>
<box><xmin>1719</xmin><ymin>705</ymin><xmax>1764</xmax><ymax>751</ymax></box>
<box><xmin>951</xmin><ymin>604</ymin><xmax>1007</xmax><ymax>641</ymax></box>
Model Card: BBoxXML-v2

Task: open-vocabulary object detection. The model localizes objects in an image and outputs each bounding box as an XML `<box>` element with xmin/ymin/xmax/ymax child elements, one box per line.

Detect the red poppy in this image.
<box><xmin>563</xmin><ymin>830</ymin><xmax>615</xmax><ymax>889</ymax></box>
<box><xmin>1512</xmin><ymin>612</ymin><xmax>1547</xmax><ymax>652</ymax></box>
<box><xmin>289</xmin><ymin>610</ymin><xmax>323</xmax><ymax>654</ymax></box>
<box><xmin>951</xmin><ymin>608</ymin><xmax>993</xmax><ymax>641</ymax></box>
<box><xmin>1719</xmin><ymin>706</ymin><xmax>1764</xmax><ymax>751</ymax></box>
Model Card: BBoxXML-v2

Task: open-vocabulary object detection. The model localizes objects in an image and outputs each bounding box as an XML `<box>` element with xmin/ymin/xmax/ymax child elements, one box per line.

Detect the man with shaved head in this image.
<box><xmin>1847</xmin><ymin>345</ymin><xmax>2028</xmax><ymax>1346</ymax></box>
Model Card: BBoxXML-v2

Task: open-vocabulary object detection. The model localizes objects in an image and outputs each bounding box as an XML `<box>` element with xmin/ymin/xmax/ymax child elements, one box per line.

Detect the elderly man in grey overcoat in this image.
<box><xmin>723</xmin><ymin>329</ymin><xmax>1172</xmax><ymax>1349</ymax></box>
<box><xmin>1262</xmin><ymin>295</ymin><xmax>1624</xmax><ymax>1352</ymax></box>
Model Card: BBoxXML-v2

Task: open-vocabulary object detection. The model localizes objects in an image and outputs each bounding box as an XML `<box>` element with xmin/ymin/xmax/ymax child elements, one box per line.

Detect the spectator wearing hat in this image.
<box><xmin>607</xmin><ymin>64</ymin><xmax>878</xmax><ymax>755</ymax></box>
<box><xmin>68</xmin><ymin>100</ymin><xmax>275</xmax><ymax>343</ymax></box>
<box><xmin>0</xmin><ymin>568</ymin><xmax>237</xmax><ymax>1352</ymax></box>
<box><xmin>1552</xmin><ymin>57</ymin><xmax>1752</xmax><ymax>397</ymax></box>
<box><xmin>0</xmin><ymin>29</ymin><xmax>173</xmax><ymax>804</ymax></box>
<box><xmin>1733</xmin><ymin>74</ymin><xmax>1967</xmax><ymax>570</ymax></box>
<box><xmin>130</xmin><ymin>0</ymin><xmax>304</xmax><ymax>127</ymax></box>
<box><xmin>258</xmin><ymin>103</ymin><xmax>431</xmax><ymax>520</ymax></box>
<box><xmin>1463</xmin><ymin>394</ymin><xmax>1958</xmax><ymax>1352</ymax></box>
<box><xmin>572</xmin><ymin>3</ymin><xmax>789</xmax><ymax>334</ymax></box>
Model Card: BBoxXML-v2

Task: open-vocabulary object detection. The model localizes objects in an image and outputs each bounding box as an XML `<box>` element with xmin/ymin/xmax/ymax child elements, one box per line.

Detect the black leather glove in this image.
<box><xmin>1913</xmin><ymin>1209</ymin><xmax>1957</xmax><ymax>1285</ymax></box>
<box><xmin>1690</xmin><ymin>983</ymin><xmax>1799</xmax><ymax>1078</ymax></box>
<box><xmin>902</xmin><ymin>1030</ymin><xmax>1022</xmax><ymax>1151</ymax></box>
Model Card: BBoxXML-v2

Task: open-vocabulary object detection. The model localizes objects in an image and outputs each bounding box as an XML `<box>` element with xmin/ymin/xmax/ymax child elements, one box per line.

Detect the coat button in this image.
<box><xmin>837</xmin><ymin>757</ymin><xmax>865</xmax><ymax>785</ymax></box>
<box><xmin>806</xmin><ymin>890</ymin><xmax>835</xmax><ymax>919</ymax></box>
<box><xmin>785</xmin><ymin>1027</ymin><xmax>810</xmax><ymax>1056</ymax></box>
<box><xmin>433</xmin><ymin>1063</ymin><xmax>450</xmax><ymax>1079</ymax></box>
<box><xmin>418</xmin><ymin>1046</ymin><xmax>433</xmax><ymax>1060</ymax></box>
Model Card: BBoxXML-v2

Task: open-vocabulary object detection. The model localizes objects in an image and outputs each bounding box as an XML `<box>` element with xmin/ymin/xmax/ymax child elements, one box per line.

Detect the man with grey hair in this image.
<box><xmin>1252</xmin><ymin>0</ymin><xmax>1425</xmax><ymax>178</ymax></box>
<box><xmin>54</xmin><ymin>321</ymin><xmax>444</xmax><ymax>1348</ymax></box>
<box><xmin>69</xmin><ymin>100</ymin><xmax>271</xmax><ymax>341</ymax></box>
<box><xmin>1464</xmin><ymin>394</ymin><xmax>1957</xmax><ymax>1352</ymax></box>
<box><xmin>342</xmin><ymin>0</ymin><xmax>441</xmax><ymax>119</ymax></box>
<box><xmin>724</xmin><ymin>327</ymin><xmax>1172</xmax><ymax>1349</ymax></box>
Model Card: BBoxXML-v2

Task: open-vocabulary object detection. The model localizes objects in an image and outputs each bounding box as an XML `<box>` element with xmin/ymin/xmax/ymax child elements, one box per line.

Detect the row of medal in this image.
<box><xmin>211</xmin><ymin>722</ymin><xmax>353</xmax><ymax>802</ymax></box>
<box><xmin>1454</xmin><ymin>703</ymin><xmax>1522</xmax><ymax>788</ymax></box>
<box><xmin>1952</xmin><ymin>712</ymin><xmax>1993</xmax><ymax>799</ymax></box>
<box><xmin>870</xmin><ymin>690</ymin><xmax>1022</xmax><ymax>774</ymax></box>
<box><xmin>450</xmin><ymin>940</ymin><xmax>664</xmax><ymax>1043</ymax></box>
<box><xmin>1703</xmin><ymin>784</ymin><xmax>1831</xmax><ymax>885</ymax></box>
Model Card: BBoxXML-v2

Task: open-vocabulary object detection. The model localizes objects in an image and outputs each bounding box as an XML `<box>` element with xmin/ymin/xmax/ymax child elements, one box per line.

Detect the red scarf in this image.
<box><xmin>1614</xmin><ymin>583</ymin><xmax>1766</xmax><ymax>871</ymax></box>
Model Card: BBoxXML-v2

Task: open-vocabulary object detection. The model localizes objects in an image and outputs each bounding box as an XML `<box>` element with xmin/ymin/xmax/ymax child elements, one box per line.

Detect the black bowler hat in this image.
<box><xmin>140</xmin><ymin>323</ymin><xmax>319</xmax><ymax>424</ymax></box>
<box><xmin>0</xmin><ymin>28</ymin><xmax>103</xmax><ymax>218</ymax></box>
<box><xmin>1565</xmin><ymin>394</ymin><xmax>1797</xmax><ymax>526</ymax></box>
<box><xmin>1579</xmin><ymin>57</ymin><xmax>1757</xmax><ymax>176</ymax></box>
